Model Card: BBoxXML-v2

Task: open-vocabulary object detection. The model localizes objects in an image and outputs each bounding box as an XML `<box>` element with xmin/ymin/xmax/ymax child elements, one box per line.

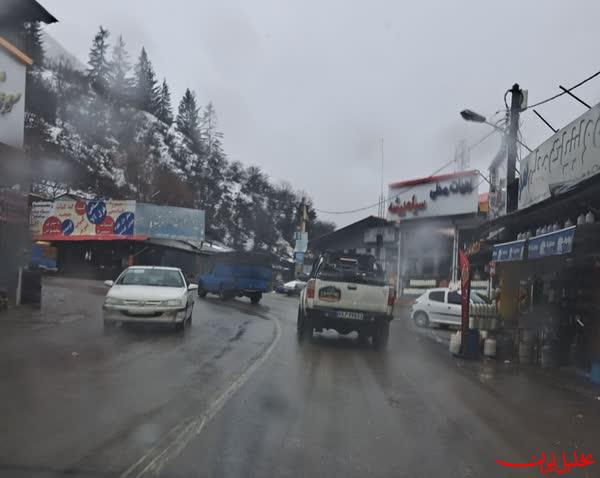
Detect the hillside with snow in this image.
<box><xmin>23</xmin><ymin>24</ymin><xmax>335</xmax><ymax>255</ymax></box>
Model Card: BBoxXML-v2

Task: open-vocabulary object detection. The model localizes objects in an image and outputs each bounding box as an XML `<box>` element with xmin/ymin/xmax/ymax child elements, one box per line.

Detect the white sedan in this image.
<box><xmin>283</xmin><ymin>279</ymin><xmax>307</xmax><ymax>296</ymax></box>
<box><xmin>102</xmin><ymin>266</ymin><xmax>197</xmax><ymax>331</ymax></box>
<box><xmin>410</xmin><ymin>287</ymin><xmax>486</xmax><ymax>327</ymax></box>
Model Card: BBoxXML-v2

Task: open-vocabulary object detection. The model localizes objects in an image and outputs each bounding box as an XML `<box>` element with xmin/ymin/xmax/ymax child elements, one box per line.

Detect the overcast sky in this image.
<box><xmin>43</xmin><ymin>0</ymin><xmax>600</xmax><ymax>227</ymax></box>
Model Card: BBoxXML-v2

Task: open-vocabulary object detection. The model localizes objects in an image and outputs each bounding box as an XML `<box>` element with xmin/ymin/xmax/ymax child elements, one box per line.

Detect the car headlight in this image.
<box><xmin>104</xmin><ymin>297</ymin><xmax>124</xmax><ymax>306</ymax></box>
<box><xmin>165</xmin><ymin>298</ymin><xmax>186</xmax><ymax>307</ymax></box>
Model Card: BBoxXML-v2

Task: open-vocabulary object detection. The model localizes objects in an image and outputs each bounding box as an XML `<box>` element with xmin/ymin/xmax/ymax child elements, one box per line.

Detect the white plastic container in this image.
<box><xmin>449</xmin><ymin>332</ymin><xmax>461</xmax><ymax>355</ymax></box>
<box><xmin>484</xmin><ymin>337</ymin><xmax>497</xmax><ymax>357</ymax></box>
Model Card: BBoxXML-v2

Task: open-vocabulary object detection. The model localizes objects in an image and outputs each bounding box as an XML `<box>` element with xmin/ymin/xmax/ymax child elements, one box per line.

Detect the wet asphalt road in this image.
<box><xmin>1</xmin><ymin>282</ymin><xmax>599</xmax><ymax>478</ymax></box>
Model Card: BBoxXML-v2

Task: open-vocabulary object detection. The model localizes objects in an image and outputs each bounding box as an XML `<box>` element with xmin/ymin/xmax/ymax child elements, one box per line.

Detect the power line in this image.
<box><xmin>522</xmin><ymin>68</ymin><xmax>600</xmax><ymax>111</ymax></box>
<box><xmin>316</xmin><ymin>126</ymin><xmax>508</xmax><ymax>216</ymax></box>
<box><xmin>315</xmin><ymin>157</ymin><xmax>458</xmax><ymax>215</ymax></box>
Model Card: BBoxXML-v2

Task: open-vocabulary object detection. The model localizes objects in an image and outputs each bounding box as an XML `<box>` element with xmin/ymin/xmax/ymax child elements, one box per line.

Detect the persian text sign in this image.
<box><xmin>519</xmin><ymin>102</ymin><xmax>600</xmax><ymax>209</ymax></box>
<box><xmin>30</xmin><ymin>200</ymin><xmax>136</xmax><ymax>239</ymax></box>
<box><xmin>492</xmin><ymin>239</ymin><xmax>525</xmax><ymax>262</ymax></box>
<box><xmin>528</xmin><ymin>226</ymin><xmax>575</xmax><ymax>259</ymax></box>
<box><xmin>388</xmin><ymin>172</ymin><xmax>479</xmax><ymax>221</ymax></box>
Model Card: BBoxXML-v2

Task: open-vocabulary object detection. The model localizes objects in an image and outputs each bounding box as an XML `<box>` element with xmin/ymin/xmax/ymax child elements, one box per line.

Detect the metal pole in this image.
<box><xmin>507</xmin><ymin>83</ymin><xmax>523</xmax><ymax>213</ymax></box>
<box><xmin>451</xmin><ymin>227</ymin><xmax>458</xmax><ymax>284</ymax></box>
<box><xmin>396</xmin><ymin>227</ymin><xmax>402</xmax><ymax>298</ymax></box>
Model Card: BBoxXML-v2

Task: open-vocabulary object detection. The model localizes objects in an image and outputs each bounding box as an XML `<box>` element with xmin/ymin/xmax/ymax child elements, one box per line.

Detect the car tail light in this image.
<box><xmin>307</xmin><ymin>279</ymin><xmax>316</xmax><ymax>299</ymax></box>
<box><xmin>387</xmin><ymin>287</ymin><xmax>396</xmax><ymax>306</ymax></box>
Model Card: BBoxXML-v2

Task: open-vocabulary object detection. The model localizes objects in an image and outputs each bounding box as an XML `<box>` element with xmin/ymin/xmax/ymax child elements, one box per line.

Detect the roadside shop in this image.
<box><xmin>387</xmin><ymin>171</ymin><xmax>487</xmax><ymax>299</ymax></box>
<box><xmin>476</xmin><ymin>103</ymin><xmax>600</xmax><ymax>379</ymax></box>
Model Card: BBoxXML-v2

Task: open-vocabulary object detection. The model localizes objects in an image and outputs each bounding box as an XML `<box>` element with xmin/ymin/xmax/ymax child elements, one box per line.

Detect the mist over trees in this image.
<box><xmin>21</xmin><ymin>24</ymin><xmax>335</xmax><ymax>253</ymax></box>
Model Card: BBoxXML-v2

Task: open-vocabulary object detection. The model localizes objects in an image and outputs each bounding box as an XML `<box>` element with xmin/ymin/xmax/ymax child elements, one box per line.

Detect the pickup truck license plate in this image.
<box><xmin>336</xmin><ymin>311</ymin><xmax>364</xmax><ymax>320</ymax></box>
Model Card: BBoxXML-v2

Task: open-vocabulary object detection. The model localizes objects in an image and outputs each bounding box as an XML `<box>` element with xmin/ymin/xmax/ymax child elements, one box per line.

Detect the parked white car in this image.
<box><xmin>102</xmin><ymin>266</ymin><xmax>197</xmax><ymax>331</ymax></box>
<box><xmin>410</xmin><ymin>287</ymin><xmax>486</xmax><ymax>327</ymax></box>
<box><xmin>283</xmin><ymin>279</ymin><xmax>307</xmax><ymax>296</ymax></box>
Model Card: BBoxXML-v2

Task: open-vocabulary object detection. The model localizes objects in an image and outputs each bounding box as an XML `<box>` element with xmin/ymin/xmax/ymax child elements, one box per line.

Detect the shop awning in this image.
<box><xmin>492</xmin><ymin>239</ymin><xmax>525</xmax><ymax>262</ymax></box>
<box><xmin>527</xmin><ymin>226</ymin><xmax>575</xmax><ymax>259</ymax></box>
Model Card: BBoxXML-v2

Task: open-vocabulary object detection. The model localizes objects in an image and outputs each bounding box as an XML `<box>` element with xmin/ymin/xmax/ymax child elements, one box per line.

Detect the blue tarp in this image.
<box><xmin>492</xmin><ymin>239</ymin><xmax>525</xmax><ymax>262</ymax></box>
<box><xmin>528</xmin><ymin>226</ymin><xmax>575</xmax><ymax>259</ymax></box>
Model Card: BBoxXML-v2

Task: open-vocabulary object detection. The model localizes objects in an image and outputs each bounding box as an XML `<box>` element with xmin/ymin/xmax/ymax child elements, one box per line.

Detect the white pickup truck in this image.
<box><xmin>297</xmin><ymin>251</ymin><xmax>395</xmax><ymax>349</ymax></box>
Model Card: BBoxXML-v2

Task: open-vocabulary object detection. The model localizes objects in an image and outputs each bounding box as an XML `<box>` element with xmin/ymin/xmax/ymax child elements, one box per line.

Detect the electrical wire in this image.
<box><xmin>315</xmin><ymin>157</ymin><xmax>458</xmax><ymax>215</ymax></box>
<box><xmin>522</xmin><ymin>68</ymin><xmax>600</xmax><ymax>111</ymax></box>
<box><xmin>467</xmin><ymin>129</ymin><xmax>496</xmax><ymax>152</ymax></box>
<box><xmin>316</xmin><ymin>125</ymin><xmax>511</xmax><ymax>216</ymax></box>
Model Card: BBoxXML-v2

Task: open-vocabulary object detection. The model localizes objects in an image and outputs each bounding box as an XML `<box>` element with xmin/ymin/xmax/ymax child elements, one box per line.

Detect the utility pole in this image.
<box><xmin>506</xmin><ymin>83</ymin><xmax>523</xmax><ymax>213</ymax></box>
<box><xmin>295</xmin><ymin>198</ymin><xmax>308</xmax><ymax>276</ymax></box>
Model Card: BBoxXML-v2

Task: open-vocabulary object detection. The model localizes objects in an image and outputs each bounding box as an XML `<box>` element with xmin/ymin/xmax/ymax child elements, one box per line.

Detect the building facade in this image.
<box><xmin>0</xmin><ymin>1</ymin><xmax>57</xmax><ymax>305</ymax></box>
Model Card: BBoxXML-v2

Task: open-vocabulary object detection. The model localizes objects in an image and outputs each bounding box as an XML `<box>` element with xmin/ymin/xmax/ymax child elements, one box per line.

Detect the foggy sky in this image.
<box><xmin>42</xmin><ymin>0</ymin><xmax>600</xmax><ymax>226</ymax></box>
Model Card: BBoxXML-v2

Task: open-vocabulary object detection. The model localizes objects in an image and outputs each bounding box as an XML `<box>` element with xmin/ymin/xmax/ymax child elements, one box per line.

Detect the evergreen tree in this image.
<box><xmin>156</xmin><ymin>78</ymin><xmax>173</xmax><ymax>124</ymax></box>
<box><xmin>200</xmin><ymin>102</ymin><xmax>223</xmax><ymax>154</ymax></box>
<box><xmin>22</xmin><ymin>22</ymin><xmax>44</xmax><ymax>67</ymax></box>
<box><xmin>176</xmin><ymin>88</ymin><xmax>200</xmax><ymax>143</ymax></box>
<box><xmin>133</xmin><ymin>47</ymin><xmax>159</xmax><ymax>114</ymax></box>
<box><xmin>87</xmin><ymin>26</ymin><xmax>111</xmax><ymax>93</ymax></box>
<box><xmin>108</xmin><ymin>35</ymin><xmax>133</xmax><ymax>102</ymax></box>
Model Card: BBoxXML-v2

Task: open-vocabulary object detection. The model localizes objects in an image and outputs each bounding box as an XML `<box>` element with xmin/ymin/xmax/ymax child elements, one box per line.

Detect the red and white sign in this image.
<box><xmin>388</xmin><ymin>171</ymin><xmax>479</xmax><ymax>221</ymax></box>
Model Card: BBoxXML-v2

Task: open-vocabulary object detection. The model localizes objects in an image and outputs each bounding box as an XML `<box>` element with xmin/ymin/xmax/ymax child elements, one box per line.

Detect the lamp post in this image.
<box><xmin>460</xmin><ymin>109</ymin><xmax>532</xmax><ymax>153</ymax></box>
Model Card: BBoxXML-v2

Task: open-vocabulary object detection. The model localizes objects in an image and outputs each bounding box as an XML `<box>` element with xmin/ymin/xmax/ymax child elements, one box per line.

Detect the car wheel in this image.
<box><xmin>175</xmin><ymin>318</ymin><xmax>186</xmax><ymax>332</ymax></box>
<box><xmin>372</xmin><ymin>321</ymin><xmax>390</xmax><ymax>350</ymax></box>
<box><xmin>297</xmin><ymin>308</ymin><xmax>313</xmax><ymax>342</ymax></box>
<box><xmin>197</xmin><ymin>285</ymin><xmax>207</xmax><ymax>298</ymax></box>
<box><xmin>250</xmin><ymin>293</ymin><xmax>261</xmax><ymax>304</ymax></box>
<box><xmin>413</xmin><ymin>311</ymin><xmax>430</xmax><ymax>328</ymax></box>
<box><xmin>186</xmin><ymin>305</ymin><xmax>193</xmax><ymax>325</ymax></box>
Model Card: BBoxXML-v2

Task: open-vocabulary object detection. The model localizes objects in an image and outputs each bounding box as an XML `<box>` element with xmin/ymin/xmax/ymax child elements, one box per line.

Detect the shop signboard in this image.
<box><xmin>135</xmin><ymin>203</ymin><xmax>205</xmax><ymax>242</ymax></box>
<box><xmin>30</xmin><ymin>199</ymin><xmax>137</xmax><ymax>240</ymax></box>
<box><xmin>492</xmin><ymin>239</ymin><xmax>525</xmax><ymax>262</ymax></box>
<box><xmin>527</xmin><ymin>226</ymin><xmax>575</xmax><ymax>259</ymax></box>
<box><xmin>294</xmin><ymin>231</ymin><xmax>308</xmax><ymax>253</ymax></box>
<box><xmin>388</xmin><ymin>171</ymin><xmax>479</xmax><ymax>221</ymax></box>
<box><xmin>519</xmin><ymin>102</ymin><xmax>600</xmax><ymax>210</ymax></box>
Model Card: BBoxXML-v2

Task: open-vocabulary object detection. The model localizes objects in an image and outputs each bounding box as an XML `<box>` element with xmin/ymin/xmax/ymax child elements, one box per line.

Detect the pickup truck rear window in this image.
<box><xmin>316</xmin><ymin>255</ymin><xmax>387</xmax><ymax>285</ymax></box>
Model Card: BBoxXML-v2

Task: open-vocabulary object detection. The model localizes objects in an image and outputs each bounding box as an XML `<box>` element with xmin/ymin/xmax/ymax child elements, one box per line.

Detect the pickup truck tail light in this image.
<box><xmin>387</xmin><ymin>287</ymin><xmax>396</xmax><ymax>306</ymax></box>
<box><xmin>307</xmin><ymin>279</ymin><xmax>316</xmax><ymax>299</ymax></box>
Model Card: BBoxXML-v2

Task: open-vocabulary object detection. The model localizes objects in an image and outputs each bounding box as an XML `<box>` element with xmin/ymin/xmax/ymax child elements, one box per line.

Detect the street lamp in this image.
<box><xmin>460</xmin><ymin>109</ymin><xmax>533</xmax><ymax>153</ymax></box>
<box><xmin>460</xmin><ymin>109</ymin><xmax>486</xmax><ymax>123</ymax></box>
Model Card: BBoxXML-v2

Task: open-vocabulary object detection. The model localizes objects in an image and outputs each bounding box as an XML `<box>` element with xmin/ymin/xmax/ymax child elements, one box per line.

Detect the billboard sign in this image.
<box><xmin>31</xmin><ymin>200</ymin><xmax>137</xmax><ymax>240</ymax></box>
<box><xmin>135</xmin><ymin>203</ymin><xmax>205</xmax><ymax>242</ymax></box>
<box><xmin>519</xmin><ymin>102</ymin><xmax>600</xmax><ymax>210</ymax></box>
<box><xmin>388</xmin><ymin>171</ymin><xmax>479</xmax><ymax>221</ymax></box>
<box><xmin>294</xmin><ymin>231</ymin><xmax>308</xmax><ymax>253</ymax></box>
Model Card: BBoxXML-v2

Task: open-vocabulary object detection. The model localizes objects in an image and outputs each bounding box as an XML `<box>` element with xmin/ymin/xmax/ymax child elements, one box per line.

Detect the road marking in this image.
<box><xmin>120</xmin><ymin>313</ymin><xmax>282</xmax><ymax>478</ymax></box>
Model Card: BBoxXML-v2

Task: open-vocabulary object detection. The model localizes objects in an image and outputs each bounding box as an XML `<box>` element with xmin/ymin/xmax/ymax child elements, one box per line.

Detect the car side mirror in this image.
<box><xmin>104</xmin><ymin>280</ymin><xmax>114</xmax><ymax>287</ymax></box>
<box><xmin>188</xmin><ymin>284</ymin><xmax>198</xmax><ymax>291</ymax></box>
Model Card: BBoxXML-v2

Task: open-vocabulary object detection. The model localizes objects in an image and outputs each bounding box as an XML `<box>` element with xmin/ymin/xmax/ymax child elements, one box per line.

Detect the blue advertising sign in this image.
<box><xmin>114</xmin><ymin>212</ymin><xmax>135</xmax><ymax>236</ymax></box>
<box><xmin>135</xmin><ymin>203</ymin><xmax>205</xmax><ymax>242</ymax></box>
<box><xmin>528</xmin><ymin>226</ymin><xmax>575</xmax><ymax>259</ymax></box>
<box><xmin>492</xmin><ymin>239</ymin><xmax>525</xmax><ymax>262</ymax></box>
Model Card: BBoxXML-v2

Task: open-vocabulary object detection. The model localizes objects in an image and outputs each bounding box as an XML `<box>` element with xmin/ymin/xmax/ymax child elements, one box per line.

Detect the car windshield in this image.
<box><xmin>6</xmin><ymin>2</ymin><xmax>597</xmax><ymax>476</ymax></box>
<box><xmin>317</xmin><ymin>254</ymin><xmax>387</xmax><ymax>285</ymax></box>
<box><xmin>117</xmin><ymin>269</ymin><xmax>184</xmax><ymax>288</ymax></box>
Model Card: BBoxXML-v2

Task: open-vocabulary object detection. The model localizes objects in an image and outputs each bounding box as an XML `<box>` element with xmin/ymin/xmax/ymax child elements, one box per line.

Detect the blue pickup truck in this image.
<box><xmin>197</xmin><ymin>252</ymin><xmax>274</xmax><ymax>304</ymax></box>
